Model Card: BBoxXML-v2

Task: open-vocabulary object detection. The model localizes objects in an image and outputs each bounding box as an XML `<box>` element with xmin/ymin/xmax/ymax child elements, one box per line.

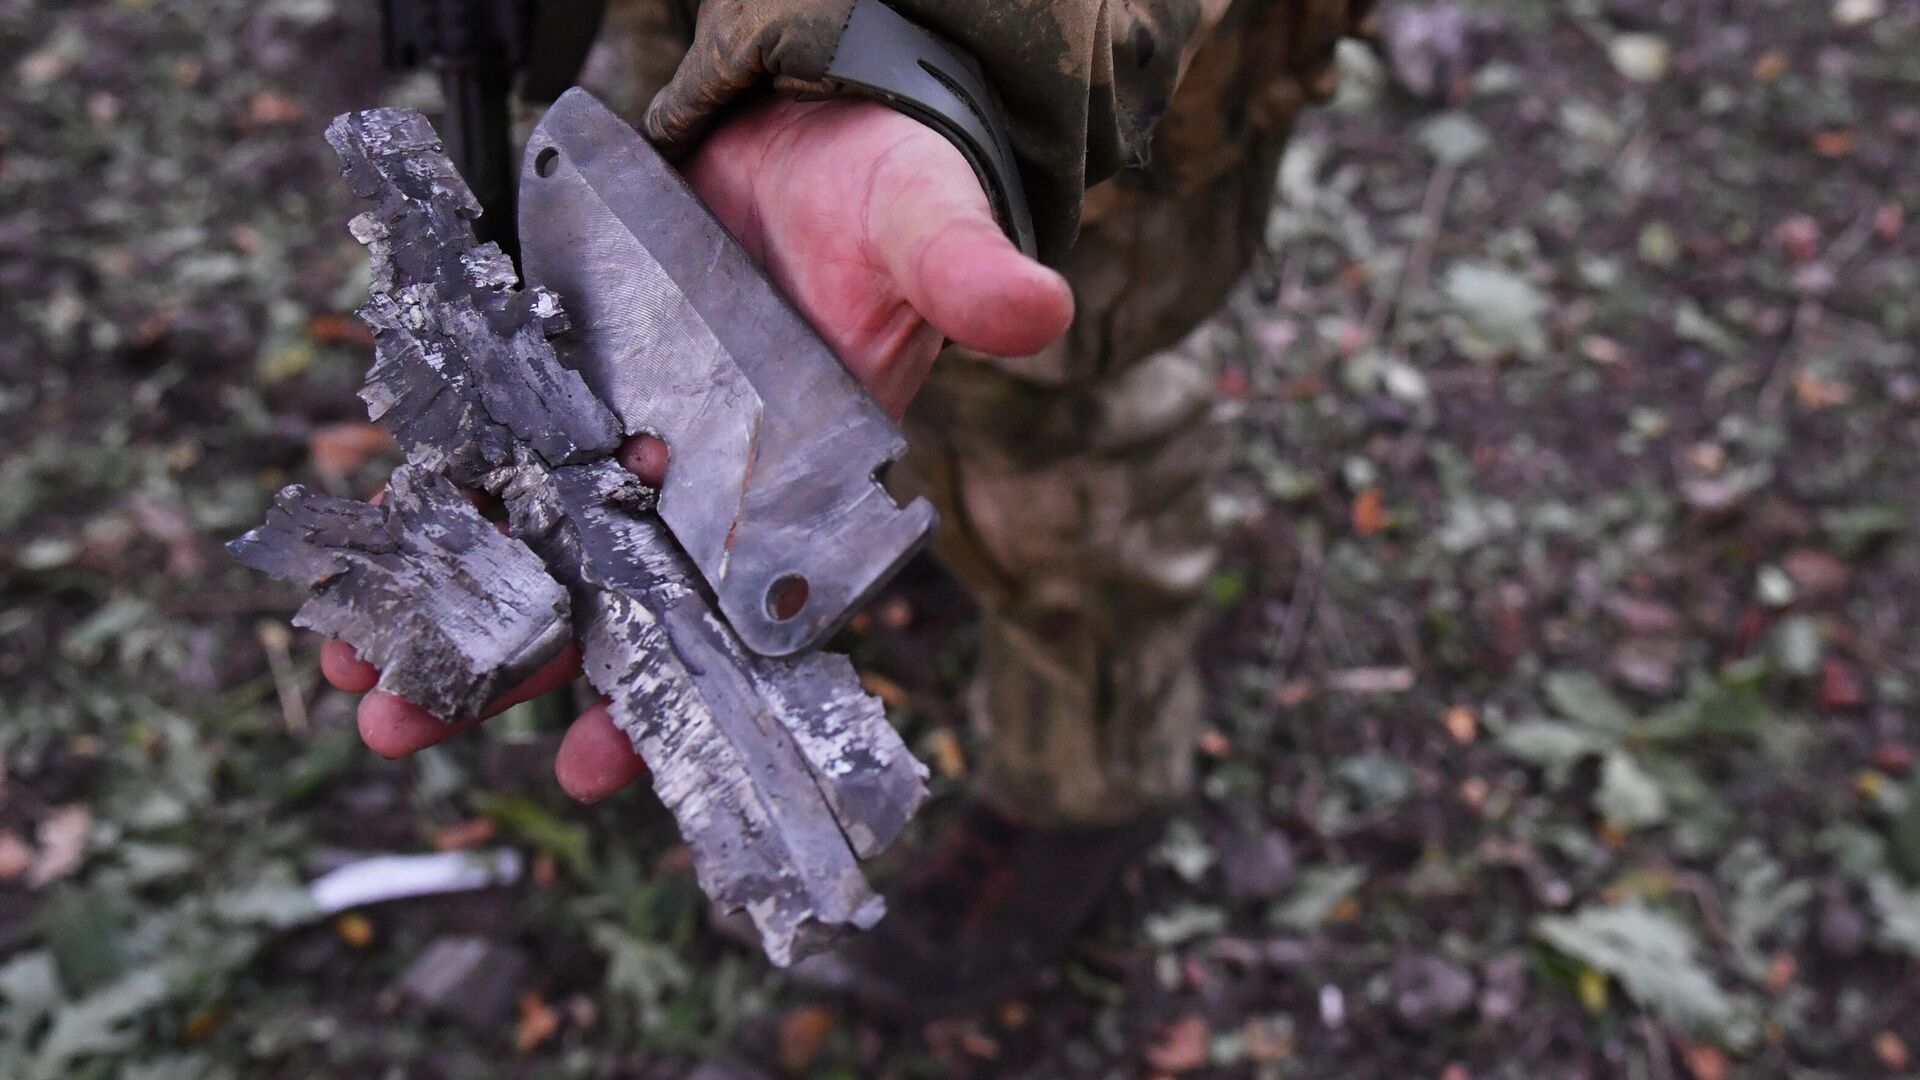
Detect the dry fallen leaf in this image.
<box><xmin>1581</xmin><ymin>335</ymin><xmax>1629</xmax><ymax>366</ymax></box>
<box><xmin>875</xmin><ymin>595</ymin><xmax>914</xmax><ymax>631</ymax></box>
<box><xmin>434</xmin><ymin>818</ymin><xmax>498</xmax><ymax>851</ymax></box>
<box><xmin>1871</xmin><ymin>744</ymin><xmax>1913</xmax><ymax>775</ymax></box>
<box><xmin>307</xmin><ymin>312</ymin><xmax>375</xmax><ymax>348</ymax></box>
<box><xmin>1875</xmin><ymin>203</ymin><xmax>1906</xmax><ymax>241</ymax></box>
<box><xmin>1812</xmin><ymin>130</ymin><xmax>1855</xmax><ymax>158</ymax></box>
<box><xmin>1442</xmin><ymin>705</ymin><xmax>1478</xmax><ymax>743</ymax></box>
<box><xmin>1820</xmin><ymin>658</ymin><xmax>1866</xmax><ymax>711</ymax></box>
<box><xmin>1325</xmin><ymin>667</ymin><xmax>1415</xmax><ymax>695</ymax></box>
<box><xmin>778</xmin><ymin>1004</ymin><xmax>837</xmax><ymax>1073</ymax></box>
<box><xmin>858</xmin><ymin>671</ymin><xmax>911</xmax><ymax>709</ymax></box>
<box><xmin>0</xmin><ymin>830</ymin><xmax>31</xmax><ymax>880</ymax></box>
<box><xmin>1772</xmin><ymin>216</ymin><xmax>1821</xmax><ymax>262</ymax></box>
<box><xmin>1242</xmin><ymin>1015</ymin><xmax>1295</xmax><ymax>1062</ymax></box>
<box><xmin>246</xmin><ymin>90</ymin><xmax>305</xmax><ymax>126</ymax></box>
<box><xmin>515</xmin><ymin>993</ymin><xmax>561</xmax><ymax>1053</ymax></box>
<box><xmin>1792</xmin><ymin>368</ymin><xmax>1853</xmax><ymax>409</ymax></box>
<box><xmin>28</xmin><ymin>804</ymin><xmax>91</xmax><ymax>888</ymax></box>
<box><xmin>1764</xmin><ymin>952</ymin><xmax>1797</xmax><ymax>993</ymax></box>
<box><xmin>1459</xmin><ymin>776</ymin><xmax>1490</xmax><ymax>812</ymax></box>
<box><xmin>1351</xmin><ymin>487</ymin><xmax>1387</xmax><ymax>536</ymax></box>
<box><xmin>310</xmin><ymin>422</ymin><xmax>394</xmax><ymax>480</ymax></box>
<box><xmin>183</xmin><ymin>1007</ymin><xmax>227</xmax><ymax>1044</ymax></box>
<box><xmin>130</xmin><ymin>494</ymin><xmax>204</xmax><ymax>576</ymax></box>
<box><xmin>1874</xmin><ymin>1031</ymin><xmax>1910</xmax><ymax>1071</ymax></box>
<box><xmin>924</xmin><ymin>727</ymin><xmax>967</xmax><ymax>780</ymax></box>
<box><xmin>1143</xmin><ymin>1014</ymin><xmax>1210</xmax><ymax>1076</ymax></box>
<box><xmin>1576</xmin><ymin>967</ymin><xmax>1609</xmax><ymax>1012</ymax></box>
<box><xmin>1677</xmin><ymin>1038</ymin><xmax>1728</xmax><ymax>1080</ymax></box>
<box><xmin>1782</xmin><ymin>548</ymin><xmax>1850</xmax><ymax>600</ymax></box>
<box><xmin>335</xmin><ymin>913</ymin><xmax>374</xmax><ymax>949</ymax></box>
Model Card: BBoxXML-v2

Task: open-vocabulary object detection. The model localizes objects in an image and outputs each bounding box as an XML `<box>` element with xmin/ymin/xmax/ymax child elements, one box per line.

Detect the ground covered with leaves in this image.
<box><xmin>2</xmin><ymin>0</ymin><xmax>1918</xmax><ymax>1077</ymax></box>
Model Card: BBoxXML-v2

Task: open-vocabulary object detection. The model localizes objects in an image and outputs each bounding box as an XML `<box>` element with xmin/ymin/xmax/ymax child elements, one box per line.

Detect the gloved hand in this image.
<box><xmin>318</xmin><ymin>94</ymin><xmax>1074</xmax><ymax>801</ymax></box>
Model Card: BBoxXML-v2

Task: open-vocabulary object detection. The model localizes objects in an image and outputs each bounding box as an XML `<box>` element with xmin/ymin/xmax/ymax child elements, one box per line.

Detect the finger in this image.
<box><xmin>321</xmin><ymin>639</ymin><xmax>378</xmax><ymax>693</ymax></box>
<box><xmin>356</xmin><ymin>642</ymin><xmax>583</xmax><ymax>759</ymax></box>
<box><xmin>358</xmin><ymin>693</ymin><xmax>486</xmax><ymax>759</ymax></box>
<box><xmin>554</xmin><ymin>700</ymin><xmax>650</xmax><ymax>803</ymax></box>
<box><xmin>616</xmin><ymin>434</ymin><xmax>670</xmax><ymax>487</ymax></box>
<box><xmin>858</xmin><ymin>316</ymin><xmax>947</xmax><ymax>420</ymax></box>
<box><xmin>865</xmin><ymin>142</ymin><xmax>1074</xmax><ymax>359</ymax></box>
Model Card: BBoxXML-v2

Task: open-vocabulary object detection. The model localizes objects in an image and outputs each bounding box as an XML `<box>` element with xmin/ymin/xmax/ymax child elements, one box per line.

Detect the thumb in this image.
<box><xmin>865</xmin><ymin>140</ymin><xmax>1073</xmax><ymax>359</ymax></box>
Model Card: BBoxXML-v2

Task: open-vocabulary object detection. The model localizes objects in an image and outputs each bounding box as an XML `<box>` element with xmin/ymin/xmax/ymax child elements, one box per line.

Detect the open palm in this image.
<box><xmin>320</xmin><ymin>94</ymin><xmax>1073</xmax><ymax>801</ymax></box>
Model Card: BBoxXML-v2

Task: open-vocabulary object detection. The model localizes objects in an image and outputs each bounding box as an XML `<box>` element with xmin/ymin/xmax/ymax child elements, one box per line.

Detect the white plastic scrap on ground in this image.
<box><xmin>307</xmin><ymin>849</ymin><xmax>524</xmax><ymax>914</ymax></box>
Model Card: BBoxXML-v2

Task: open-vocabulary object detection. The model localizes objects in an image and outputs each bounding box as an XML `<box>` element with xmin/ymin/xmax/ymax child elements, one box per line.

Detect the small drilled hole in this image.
<box><xmin>766</xmin><ymin>574</ymin><xmax>810</xmax><ymax>622</ymax></box>
<box><xmin>534</xmin><ymin>146</ymin><xmax>560</xmax><ymax>177</ymax></box>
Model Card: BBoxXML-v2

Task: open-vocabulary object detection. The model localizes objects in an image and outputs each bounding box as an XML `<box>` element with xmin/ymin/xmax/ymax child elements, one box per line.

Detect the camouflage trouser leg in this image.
<box><xmin>902</xmin><ymin>338</ymin><xmax>1231</xmax><ymax>827</ymax></box>
<box><xmin>893</xmin><ymin>0</ymin><xmax>1368</xmax><ymax>827</ymax></box>
<box><xmin>899</xmin><ymin>115</ymin><xmax>1288</xmax><ymax>826</ymax></box>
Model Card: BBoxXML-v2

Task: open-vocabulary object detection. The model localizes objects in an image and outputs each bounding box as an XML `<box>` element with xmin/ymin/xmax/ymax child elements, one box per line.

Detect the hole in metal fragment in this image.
<box><xmin>534</xmin><ymin>146</ymin><xmax>560</xmax><ymax>178</ymax></box>
<box><xmin>766</xmin><ymin>574</ymin><xmax>810</xmax><ymax>622</ymax></box>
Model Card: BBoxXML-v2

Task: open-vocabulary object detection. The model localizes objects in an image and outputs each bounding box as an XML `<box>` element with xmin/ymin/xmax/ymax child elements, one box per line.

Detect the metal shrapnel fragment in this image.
<box><xmin>231</xmin><ymin>106</ymin><xmax>927</xmax><ymax>965</ymax></box>
<box><xmin>230</xmin><ymin>466</ymin><xmax>571</xmax><ymax>722</ymax></box>
<box><xmin>519</xmin><ymin>89</ymin><xmax>935</xmax><ymax>659</ymax></box>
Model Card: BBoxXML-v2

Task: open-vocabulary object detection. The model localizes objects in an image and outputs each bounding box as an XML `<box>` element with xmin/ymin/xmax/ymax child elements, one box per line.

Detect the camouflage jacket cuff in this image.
<box><xmin>640</xmin><ymin>0</ymin><xmax>1211</xmax><ymax>261</ymax></box>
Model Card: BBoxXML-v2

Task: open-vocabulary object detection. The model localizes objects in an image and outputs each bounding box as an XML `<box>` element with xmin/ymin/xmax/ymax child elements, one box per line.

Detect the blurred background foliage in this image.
<box><xmin>1</xmin><ymin>0</ymin><xmax>1917</xmax><ymax>1076</ymax></box>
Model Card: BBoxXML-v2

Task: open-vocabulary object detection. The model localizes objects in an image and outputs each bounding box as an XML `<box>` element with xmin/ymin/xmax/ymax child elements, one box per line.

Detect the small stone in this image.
<box><xmin>1816</xmin><ymin>886</ymin><xmax>1869</xmax><ymax>959</ymax></box>
<box><xmin>1477</xmin><ymin>951</ymin><xmax>1529</xmax><ymax>1023</ymax></box>
<box><xmin>395</xmin><ymin>936</ymin><xmax>529</xmax><ymax>1029</ymax></box>
<box><xmin>1756</xmin><ymin>566</ymin><xmax>1797</xmax><ymax>608</ymax></box>
<box><xmin>1392</xmin><ymin>954</ymin><xmax>1477</xmax><ymax>1030</ymax></box>
<box><xmin>1834</xmin><ymin>0</ymin><xmax>1885</xmax><ymax>27</ymax></box>
<box><xmin>1609</xmin><ymin>34</ymin><xmax>1671</xmax><ymax>83</ymax></box>
<box><xmin>1220</xmin><ymin>830</ymin><xmax>1298</xmax><ymax>904</ymax></box>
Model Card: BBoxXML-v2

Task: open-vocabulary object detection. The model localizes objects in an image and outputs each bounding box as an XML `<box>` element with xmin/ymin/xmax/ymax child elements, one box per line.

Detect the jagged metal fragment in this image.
<box><xmin>326</xmin><ymin>108</ymin><xmax>622</xmax><ymax>485</ymax></box>
<box><xmin>502</xmin><ymin>459</ymin><xmax>921</xmax><ymax>963</ymax></box>
<box><xmin>231</xmin><ymin>106</ymin><xmax>927</xmax><ymax>965</ymax></box>
<box><xmin>229</xmin><ymin>466</ymin><xmax>571</xmax><ymax>721</ymax></box>
<box><xmin>519</xmin><ymin>89</ymin><xmax>936</xmax><ymax>659</ymax></box>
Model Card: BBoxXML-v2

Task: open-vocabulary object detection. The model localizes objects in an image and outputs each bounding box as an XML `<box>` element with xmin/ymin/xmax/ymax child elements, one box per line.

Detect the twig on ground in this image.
<box><xmin>1363</xmin><ymin>157</ymin><xmax>1461</xmax><ymax>351</ymax></box>
<box><xmin>255</xmin><ymin>618</ymin><xmax>308</xmax><ymax>735</ymax></box>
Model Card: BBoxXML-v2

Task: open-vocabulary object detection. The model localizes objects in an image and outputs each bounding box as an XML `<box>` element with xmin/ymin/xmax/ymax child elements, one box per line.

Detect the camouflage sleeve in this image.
<box><xmin>639</xmin><ymin>0</ymin><xmax>1225</xmax><ymax>260</ymax></box>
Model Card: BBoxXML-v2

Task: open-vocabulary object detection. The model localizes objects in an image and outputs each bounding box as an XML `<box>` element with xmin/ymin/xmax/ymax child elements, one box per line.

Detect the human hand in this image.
<box><xmin>321</xmin><ymin>94</ymin><xmax>1073</xmax><ymax>801</ymax></box>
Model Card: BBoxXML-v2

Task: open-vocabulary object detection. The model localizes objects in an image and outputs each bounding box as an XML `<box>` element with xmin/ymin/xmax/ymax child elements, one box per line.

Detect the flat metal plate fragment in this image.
<box><xmin>518</xmin><ymin>88</ymin><xmax>936</xmax><ymax>658</ymax></box>
<box><xmin>232</xmin><ymin>106</ymin><xmax>927</xmax><ymax>966</ymax></box>
<box><xmin>229</xmin><ymin>466</ymin><xmax>571</xmax><ymax>721</ymax></box>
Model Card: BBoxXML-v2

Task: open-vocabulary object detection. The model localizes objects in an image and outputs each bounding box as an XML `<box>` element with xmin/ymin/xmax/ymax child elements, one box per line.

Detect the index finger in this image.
<box><xmin>356</xmin><ymin>642</ymin><xmax>584</xmax><ymax>759</ymax></box>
